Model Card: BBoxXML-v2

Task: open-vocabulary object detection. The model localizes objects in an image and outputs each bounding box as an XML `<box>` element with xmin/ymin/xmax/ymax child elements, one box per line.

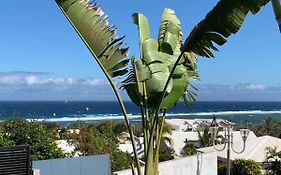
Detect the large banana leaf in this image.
<box><xmin>182</xmin><ymin>0</ymin><xmax>270</xmax><ymax>58</ymax></box>
<box><xmin>56</xmin><ymin>0</ymin><xmax>129</xmax><ymax>78</ymax></box>
<box><xmin>158</xmin><ymin>8</ymin><xmax>197</xmax><ymax>109</ymax></box>
<box><xmin>123</xmin><ymin>9</ymin><xmax>198</xmax><ymax>109</ymax></box>
<box><xmin>272</xmin><ymin>0</ymin><xmax>281</xmax><ymax>32</ymax></box>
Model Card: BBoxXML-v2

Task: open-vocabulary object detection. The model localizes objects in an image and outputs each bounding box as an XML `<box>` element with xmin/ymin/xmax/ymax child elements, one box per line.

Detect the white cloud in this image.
<box><xmin>195</xmin><ymin>83</ymin><xmax>281</xmax><ymax>101</ymax></box>
<box><xmin>0</xmin><ymin>72</ymin><xmax>106</xmax><ymax>87</ymax></box>
<box><xmin>0</xmin><ymin>71</ymin><xmax>279</xmax><ymax>101</ymax></box>
<box><xmin>79</xmin><ymin>78</ymin><xmax>107</xmax><ymax>86</ymax></box>
<box><xmin>25</xmin><ymin>75</ymin><xmax>40</xmax><ymax>85</ymax></box>
<box><xmin>0</xmin><ymin>75</ymin><xmax>21</xmax><ymax>85</ymax></box>
<box><xmin>0</xmin><ymin>71</ymin><xmax>114</xmax><ymax>100</ymax></box>
<box><xmin>245</xmin><ymin>84</ymin><xmax>265</xmax><ymax>90</ymax></box>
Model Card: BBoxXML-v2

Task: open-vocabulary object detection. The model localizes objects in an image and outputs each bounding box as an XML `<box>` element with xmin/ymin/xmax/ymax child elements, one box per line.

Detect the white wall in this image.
<box><xmin>33</xmin><ymin>155</ymin><xmax>110</xmax><ymax>175</ymax></box>
<box><xmin>114</xmin><ymin>151</ymin><xmax>217</xmax><ymax>175</ymax></box>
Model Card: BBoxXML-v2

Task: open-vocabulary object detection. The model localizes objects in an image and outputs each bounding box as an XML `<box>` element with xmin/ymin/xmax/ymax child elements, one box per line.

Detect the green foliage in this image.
<box><xmin>271</xmin><ymin>0</ymin><xmax>281</xmax><ymax>32</ymax></box>
<box><xmin>0</xmin><ymin>119</ymin><xmax>65</xmax><ymax>160</ymax></box>
<box><xmin>158</xmin><ymin>147</ymin><xmax>175</xmax><ymax>162</ymax></box>
<box><xmin>232</xmin><ymin>159</ymin><xmax>262</xmax><ymax>175</ymax></box>
<box><xmin>111</xmin><ymin>149</ymin><xmax>132</xmax><ymax>172</ymax></box>
<box><xmin>0</xmin><ymin>135</ymin><xmax>15</xmax><ymax>147</ymax></box>
<box><xmin>217</xmin><ymin>162</ymin><xmax>227</xmax><ymax>175</ymax></box>
<box><xmin>198</xmin><ymin>127</ymin><xmax>212</xmax><ymax>148</ymax></box>
<box><xmin>181</xmin><ymin>143</ymin><xmax>196</xmax><ymax>156</ymax></box>
<box><xmin>55</xmin><ymin>0</ymin><xmax>129</xmax><ymax>79</ymax></box>
<box><xmin>266</xmin><ymin>160</ymin><xmax>281</xmax><ymax>175</ymax></box>
<box><xmin>123</xmin><ymin>9</ymin><xmax>198</xmax><ymax>109</ymax></box>
<box><xmin>55</xmin><ymin>0</ymin><xmax>270</xmax><ymax>175</ymax></box>
<box><xmin>97</xmin><ymin>121</ymin><xmax>119</xmax><ymax>141</ymax></box>
<box><xmin>249</xmin><ymin>117</ymin><xmax>281</xmax><ymax>137</ymax></box>
<box><xmin>113</xmin><ymin>123</ymin><xmax>128</xmax><ymax>136</ymax></box>
<box><xmin>182</xmin><ymin>0</ymin><xmax>270</xmax><ymax>58</ymax></box>
<box><xmin>265</xmin><ymin>146</ymin><xmax>281</xmax><ymax>175</ymax></box>
<box><xmin>68</xmin><ymin>123</ymin><xmax>132</xmax><ymax>172</ymax></box>
<box><xmin>43</xmin><ymin>122</ymin><xmax>60</xmax><ymax>139</ymax></box>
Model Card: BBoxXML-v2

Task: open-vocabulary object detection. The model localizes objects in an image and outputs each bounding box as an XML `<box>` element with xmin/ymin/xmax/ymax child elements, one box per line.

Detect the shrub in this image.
<box><xmin>181</xmin><ymin>143</ymin><xmax>197</xmax><ymax>156</ymax></box>
<box><xmin>0</xmin><ymin>135</ymin><xmax>15</xmax><ymax>147</ymax></box>
<box><xmin>218</xmin><ymin>162</ymin><xmax>227</xmax><ymax>175</ymax></box>
<box><xmin>158</xmin><ymin>147</ymin><xmax>175</xmax><ymax>162</ymax></box>
<box><xmin>232</xmin><ymin>159</ymin><xmax>262</xmax><ymax>175</ymax></box>
<box><xmin>68</xmin><ymin>123</ymin><xmax>132</xmax><ymax>172</ymax></box>
<box><xmin>0</xmin><ymin>119</ymin><xmax>65</xmax><ymax>160</ymax></box>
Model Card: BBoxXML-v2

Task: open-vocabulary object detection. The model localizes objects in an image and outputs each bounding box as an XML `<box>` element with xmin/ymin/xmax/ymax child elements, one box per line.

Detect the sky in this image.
<box><xmin>0</xmin><ymin>0</ymin><xmax>280</xmax><ymax>101</ymax></box>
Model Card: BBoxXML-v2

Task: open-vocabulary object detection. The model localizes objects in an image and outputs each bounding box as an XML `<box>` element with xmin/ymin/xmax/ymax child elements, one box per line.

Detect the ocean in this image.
<box><xmin>0</xmin><ymin>101</ymin><xmax>281</xmax><ymax>125</ymax></box>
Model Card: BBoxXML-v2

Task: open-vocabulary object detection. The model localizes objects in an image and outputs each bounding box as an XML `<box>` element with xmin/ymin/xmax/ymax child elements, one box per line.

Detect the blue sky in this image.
<box><xmin>0</xmin><ymin>0</ymin><xmax>280</xmax><ymax>101</ymax></box>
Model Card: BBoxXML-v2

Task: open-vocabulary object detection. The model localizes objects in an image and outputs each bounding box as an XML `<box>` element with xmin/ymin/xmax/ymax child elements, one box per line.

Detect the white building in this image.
<box><xmin>166</xmin><ymin>118</ymin><xmax>235</xmax><ymax>132</ymax></box>
<box><xmin>197</xmin><ymin>135</ymin><xmax>281</xmax><ymax>166</ymax></box>
<box><xmin>170</xmin><ymin>130</ymin><xmax>257</xmax><ymax>156</ymax></box>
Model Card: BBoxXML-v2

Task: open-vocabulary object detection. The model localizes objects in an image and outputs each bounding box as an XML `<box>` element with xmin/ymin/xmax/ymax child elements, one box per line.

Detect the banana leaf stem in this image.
<box><xmin>143</xmin><ymin>81</ymin><xmax>150</xmax><ymax>153</ymax></box>
<box><xmin>112</xmin><ymin>85</ymin><xmax>142</xmax><ymax>175</ymax></box>
<box><xmin>154</xmin><ymin>116</ymin><xmax>165</xmax><ymax>175</ymax></box>
<box><xmin>145</xmin><ymin>112</ymin><xmax>157</xmax><ymax>175</ymax></box>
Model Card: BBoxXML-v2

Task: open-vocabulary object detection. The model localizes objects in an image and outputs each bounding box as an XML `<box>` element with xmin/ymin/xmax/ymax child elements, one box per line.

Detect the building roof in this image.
<box><xmin>197</xmin><ymin>135</ymin><xmax>281</xmax><ymax>163</ymax></box>
<box><xmin>166</xmin><ymin>119</ymin><xmax>235</xmax><ymax>132</ymax></box>
<box><xmin>171</xmin><ymin>130</ymin><xmax>256</xmax><ymax>156</ymax></box>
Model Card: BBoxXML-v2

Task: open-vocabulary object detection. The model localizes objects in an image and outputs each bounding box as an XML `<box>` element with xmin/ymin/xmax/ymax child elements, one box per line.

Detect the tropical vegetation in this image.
<box><xmin>198</xmin><ymin>127</ymin><xmax>213</xmax><ymax>148</ymax></box>
<box><xmin>55</xmin><ymin>0</ymin><xmax>270</xmax><ymax>174</ymax></box>
<box><xmin>0</xmin><ymin>119</ymin><xmax>65</xmax><ymax>160</ymax></box>
<box><xmin>249</xmin><ymin>117</ymin><xmax>281</xmax><ymax>138</ymax></box>
<box><xmin>217</xmin><ymin>162</ymin><xmax>227</xmax><ymax>175</ymax></box>
<box><xmin>181</xmin><ymin>143</ymin><xmax>197</xmax><ymax>156</ymax></box>
<box><xmin>66</xmin><ymin>121</ymin><xmax>132</xmax><ymax>172</ymax></box>
<box><xmin>265</xmin><ymin>146</ymin><xmax>281</xmax><ymax>175</ymax></box>
<box><xmin>158</xmin><ymin>147</ymin><xmax>175</xmax><ymax>162</ymax></box>
<box><xmin>232</xmin><ymin>159</ymin><xmax>262</xmax><ymax>175</ymax></box>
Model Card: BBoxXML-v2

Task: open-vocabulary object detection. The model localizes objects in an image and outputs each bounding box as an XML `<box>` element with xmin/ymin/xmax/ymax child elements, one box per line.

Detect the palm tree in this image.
<box><xmin>55</xmin><ymin>0</ymin><xmax>270</xmax><ymax>174</ymax></box>
<box><xmin>265</xmin><ymin>146</ymin><xmax>281</xmax><ymax>175</ymax></box>
<box><xmin>262</xmin><ymin>117</ymin><xmax>276</xmax><ymax>135</ymax></box>
<box><xmin>197</xmin><ymin>128</ymin><xmax>212</xmax><ymax>148</ymax></box>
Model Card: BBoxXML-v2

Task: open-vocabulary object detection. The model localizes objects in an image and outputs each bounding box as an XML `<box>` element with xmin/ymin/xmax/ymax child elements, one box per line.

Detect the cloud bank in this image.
<box><xmin>0</xmin><ymin>71</ymin><xmax>115</xmax><ymax>100</ymax></box>
<box><xmin>195</xmin><ymin>83</ymin><xmax>281</xmax><ymax>101</ymax></box>
<box><xmin>0</xmin><ymin>71</ymin><xmax>280</xmax><ymax>101</ymax></box>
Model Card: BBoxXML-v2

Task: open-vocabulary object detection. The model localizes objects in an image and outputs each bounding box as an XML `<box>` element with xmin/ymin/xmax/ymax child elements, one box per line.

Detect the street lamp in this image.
<box><xmin>210</xmin><ymin>123</ymin><xmax>250</xmax><ymax>175</ymax></box>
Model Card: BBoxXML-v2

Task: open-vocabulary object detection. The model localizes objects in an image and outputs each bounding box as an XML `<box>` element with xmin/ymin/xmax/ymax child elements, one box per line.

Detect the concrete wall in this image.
<box><xmin>114</xmin><ymin>151</ymin><xmax>217</xmax><ymax>175</ymax></box>
<box><xmin>33</xmin><ymin>155</ymin><xmax>110</xmax><ymax>175</ymax></box>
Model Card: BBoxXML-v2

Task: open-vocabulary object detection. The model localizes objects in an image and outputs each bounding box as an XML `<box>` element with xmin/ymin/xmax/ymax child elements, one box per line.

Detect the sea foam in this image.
<box><xmin>25</xmin><ymin>110</ymin><xmax>281</xmax><ymax>122</ymax></box>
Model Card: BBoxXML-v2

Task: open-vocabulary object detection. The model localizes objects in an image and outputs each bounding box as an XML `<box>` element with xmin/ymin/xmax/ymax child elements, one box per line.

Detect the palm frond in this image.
<box><xmin>182</xmin><ymin>0</ymin><xmax>270</xmax><ymax>58</ymax></box>
<box><xmin>56</xmin><ymin>0</ymin><xmax>129</xmax><ymax>78</ymax></box>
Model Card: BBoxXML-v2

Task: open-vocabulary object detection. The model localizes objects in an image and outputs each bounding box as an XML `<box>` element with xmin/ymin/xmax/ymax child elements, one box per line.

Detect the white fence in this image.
<box><xmin>114</xmin><ymin>151</ymin><xmax>217</xmax><ymax>175</ymax></box>
<box><xmin>33</xmin><ymin>155</ymin><xmax>110</xmax><ymax>175</ymax></box>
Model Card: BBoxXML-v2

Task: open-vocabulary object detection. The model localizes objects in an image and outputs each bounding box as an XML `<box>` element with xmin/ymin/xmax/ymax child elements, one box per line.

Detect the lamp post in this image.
<box><xmin>210</xmin><ymin>123</ymin><xmax>250</xmax><ymax>175</ymax></box>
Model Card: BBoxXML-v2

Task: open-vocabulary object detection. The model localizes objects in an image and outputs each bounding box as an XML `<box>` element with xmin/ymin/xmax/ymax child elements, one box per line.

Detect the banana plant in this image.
<box><xmin>55</xmin><ymin>0</ymin><xmax>270</xmax><ymax>175</ymax></box>
<box><xmin>272</xmin><ymin>0</ymin><xmax>281</xmax><ymax>32</ymax></box>
<box><xmin>122</xmin><ymin>9</ymin><xmax>198</xmax><ymax>175</ymax></box>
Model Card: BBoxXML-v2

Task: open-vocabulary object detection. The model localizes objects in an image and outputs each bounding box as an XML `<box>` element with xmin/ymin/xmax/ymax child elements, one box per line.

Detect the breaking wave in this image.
<box><xmin>26</xmin><ymin>110</ymin><xmax>281</xmax><ymax>122</ymax></box>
